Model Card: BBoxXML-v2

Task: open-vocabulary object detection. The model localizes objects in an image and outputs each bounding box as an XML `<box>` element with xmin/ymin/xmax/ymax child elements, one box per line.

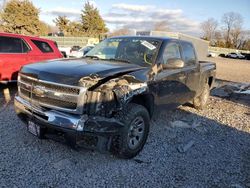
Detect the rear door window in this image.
<box><xmin>0</xmin><ymin>36</ymin><xmax>30</xmax><ymax>53</ymax></box>
<box><xmin>31</xmin><ymin>40</ymin><xmax>54</xmax><ymax>53</ymax></box>
<box><xmin>181</xmin><ymin>42</ymin><xmax>196</xmax><ymax>65</ymax></box>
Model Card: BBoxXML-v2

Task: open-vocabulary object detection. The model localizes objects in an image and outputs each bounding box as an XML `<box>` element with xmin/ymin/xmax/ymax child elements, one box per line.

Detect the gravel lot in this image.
<box><xmin>0</xmin><ymin>58</ymin><xmax>249</xmax><ymax>187</ymax></box>
<box><xmin>206</xmin><ymin>57</ymin><xmax>250</xmax><ymax>83</ymax></box>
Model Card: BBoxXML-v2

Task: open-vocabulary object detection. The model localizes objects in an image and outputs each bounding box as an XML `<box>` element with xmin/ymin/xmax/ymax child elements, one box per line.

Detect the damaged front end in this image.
<box><xmin>15</xmin><ymin>73</ymin><xmax>148</xmax><ymax>152</ymax></box>
<box><xmin>74</xmin><ymin>74</ymin><xmax>148</xmax><ymax>151</ymax></box>
<box><xmin>79</xmin><ymin>74</ymin><xmax>148</xmax><ymax>118</ymax></box>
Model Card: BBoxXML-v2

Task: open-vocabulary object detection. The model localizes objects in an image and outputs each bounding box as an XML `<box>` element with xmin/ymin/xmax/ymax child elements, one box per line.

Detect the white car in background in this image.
<box><xmin>226</xmin><ymin>52</ymin><xmax>245</xmax><ymax>59</ymax></box>
<box><xmin>69</xmin><ymin>46</ymin><xmax>94</xmax><ymax>58</ymax></box>
<box><xmin>58</xmin><ymin>47</ymin><xmax>71</xmax><ymax>58</ymax></box>
<box><xmin>207</xmin><ymin>52</ymin><xmax>217</xmax><ymax>57</ymax></box>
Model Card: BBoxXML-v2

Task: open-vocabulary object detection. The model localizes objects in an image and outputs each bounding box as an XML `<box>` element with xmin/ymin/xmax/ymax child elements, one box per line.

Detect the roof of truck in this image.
<box><xmin>109</xmin><ymin>35</ymin><xmax>194</xmax><ymax>45</ymax></box>
<box><xmin>0</xmin><ymin>32</ymin><xmax>55</xmax><ymax>43</ymax></box>
<box><xmin>110</xmin><ymin>35</ymin><xmax>171</xmax><ymax>41</ymax></box>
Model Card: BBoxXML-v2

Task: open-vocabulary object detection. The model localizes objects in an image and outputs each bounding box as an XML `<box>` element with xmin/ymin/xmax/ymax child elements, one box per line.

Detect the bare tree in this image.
<box><xmin>154</xmin><ymin>21</ymin><xmax>171</xmax><ymax>31</ymax></box>
<box><xmin>231</xmin><ymin>28</ymin><xmax>242</xmax><ymax>48</ymax></box>
<box><xmin>200</xmin><ymin>18</ymin><xmax>218</xmax><ymax>42</ymax></box>
<box><xmin>221</xmin><ymin>12</ymin><xmax>243</xmax><ymax>48</ymax></box>
<box><xmin>214</xmin><ymin>31</ymin><xmax>225</xmax><ymax>47</ymax></box>
<box><xmin>241</xmin><ymin>39</ymin><xmax>250</xmax><ymax>50</ymax></box>
<box><xmin>108</xmin><ymin>28</ymin><xmax>132</xmax><ymax>37</ymax></box>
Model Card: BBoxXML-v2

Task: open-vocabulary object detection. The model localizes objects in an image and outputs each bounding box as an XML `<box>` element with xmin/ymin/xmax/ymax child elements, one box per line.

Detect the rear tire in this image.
<box><xmin>193</xmin><ymin>83</ymin><xmax>210</xmax><ymax>110</ymax></box>
<box><xmin>111</xmin><ymin>103</ymin><xmax>150</xmax><ymax>159</ymax></box>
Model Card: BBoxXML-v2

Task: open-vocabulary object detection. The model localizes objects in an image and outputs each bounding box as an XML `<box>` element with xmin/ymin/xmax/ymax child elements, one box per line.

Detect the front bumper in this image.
<box><xmin>14</xmin><ymin>96</ymin><xmax>124</xmax><ymax>136</ymax></box>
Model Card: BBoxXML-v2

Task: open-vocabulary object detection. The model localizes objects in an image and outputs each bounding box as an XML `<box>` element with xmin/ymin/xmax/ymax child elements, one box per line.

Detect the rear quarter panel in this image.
<box><xmin>198</xmin><ymin>61</ymin><xmax>216</xmax><ymax>93</ymax></box>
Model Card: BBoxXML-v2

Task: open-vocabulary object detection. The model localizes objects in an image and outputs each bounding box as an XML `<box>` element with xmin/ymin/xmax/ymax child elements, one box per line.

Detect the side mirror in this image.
<box><xmin>162</xmin><ymin>58</ymin><xmax>184</xmax><ymax>69</ymax></box>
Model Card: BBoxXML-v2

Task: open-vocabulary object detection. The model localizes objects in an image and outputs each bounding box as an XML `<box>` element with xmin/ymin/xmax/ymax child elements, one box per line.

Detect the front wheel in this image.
<box><xmin>193</xmin><ymin>83</ymin><xmax>210</xmax><ymax>110</ymax></box>
<box><xmin>111</xmin><ymin>103</ymin><xmax>150</xmax><ymax>159</ymax></box>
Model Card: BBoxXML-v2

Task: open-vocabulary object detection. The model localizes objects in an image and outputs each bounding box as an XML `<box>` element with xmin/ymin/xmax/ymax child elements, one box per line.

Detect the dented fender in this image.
<box><xmin>113</xmin><ymin>83</ymin><xmax>148</xmax><ymax>104</ymax></box>
<box><xmin>79</xmin><ymin>74</ymin><xmax>149</xmax><ymax>117</ymax></box>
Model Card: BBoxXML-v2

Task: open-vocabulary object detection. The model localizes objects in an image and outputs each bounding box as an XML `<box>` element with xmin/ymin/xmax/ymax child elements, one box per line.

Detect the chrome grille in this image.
<box><xmin>20</xmin><ymin>76</ymin><xmax>80</xmax><ymax>95</ymax></box>
<box><xmin>18</xmin><ymin>73</ymin><xmax>86</xmax><ymax>114</ymax></box>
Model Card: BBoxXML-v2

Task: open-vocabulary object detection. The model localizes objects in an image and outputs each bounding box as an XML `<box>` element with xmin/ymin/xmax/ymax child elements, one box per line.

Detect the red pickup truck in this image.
<box><xmin>0</xmin><ymin>33</ymin><xmax>63</xmax><ymax>83</ymax></box>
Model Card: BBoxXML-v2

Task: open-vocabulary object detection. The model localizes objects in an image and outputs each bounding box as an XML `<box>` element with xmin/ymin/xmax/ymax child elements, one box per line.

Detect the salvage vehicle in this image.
<box><xmin>59</xmin><ymin>46</ymin><xmax>82</xmax><ymax>58</ymax></box>
<box><xmin>58</xmin><ymin>46</ymin><xmax>71</xmax><ymax>58</ymax></box>
<box><xmin>69</xmin><ymin>45</ymin><xmax>94</xmax><ymax>58</ymax></box>
<box><xmin>0</xmin><ymin>32</ymin><xmax>63</xmax><ymax>83</ymax></box>
<box><xmin>226</xmin><ymin>52</ymin><xmax>245</xmax><ymax>59</ymax></box>
<box><xmin>14</xmin><ymin>36</ymin><xmax>216</xmax><ymax>158</ymax></box>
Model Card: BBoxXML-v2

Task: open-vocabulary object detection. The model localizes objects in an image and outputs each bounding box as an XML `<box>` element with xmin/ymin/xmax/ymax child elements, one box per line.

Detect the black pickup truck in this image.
<box><xmin>15</xmin><ymin>36</ymin><xmax>216</xmax><ymax>158</ymax></box>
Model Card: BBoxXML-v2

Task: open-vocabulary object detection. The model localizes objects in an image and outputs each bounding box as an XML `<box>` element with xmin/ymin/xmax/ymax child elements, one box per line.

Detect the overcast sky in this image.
<box><xmin>21</xmin><ymin>0</ymin><xmax>250</xmax><ymax>35</ymax></box>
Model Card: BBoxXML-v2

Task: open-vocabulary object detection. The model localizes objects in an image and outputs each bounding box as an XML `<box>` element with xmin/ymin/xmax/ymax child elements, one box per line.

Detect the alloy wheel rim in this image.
<box><xmin>127</xmin><ymin>116</ymin><xmax>145</xmax><ymax>150</ymax></box>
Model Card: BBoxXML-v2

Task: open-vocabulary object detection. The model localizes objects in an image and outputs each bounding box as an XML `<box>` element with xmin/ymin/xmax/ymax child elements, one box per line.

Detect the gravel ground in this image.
<box><xmin>0</xmin><ymin>58</ymin><xmax>249</xmax><ymax>187</ymax></box>
<box><xmin>0</xmin><ymin>84</ymin><xmax>249</xmax><ymax>187</ymax></box>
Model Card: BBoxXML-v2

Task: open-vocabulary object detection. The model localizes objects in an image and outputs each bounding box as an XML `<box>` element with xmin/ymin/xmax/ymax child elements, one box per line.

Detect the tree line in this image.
<box><xmin>0</xmin><ymin>0</ymin><xmax>108</xmax><ymax>37</ymax></box>
<box><xmin>201</xmin><ymin>12</ymin><xmax>250</xmax><ymax>50</ymax></box>
<box><xmin>0</xmin><ymin>0</ymin><xmax>249</xmax><ymax>50</ymax></box>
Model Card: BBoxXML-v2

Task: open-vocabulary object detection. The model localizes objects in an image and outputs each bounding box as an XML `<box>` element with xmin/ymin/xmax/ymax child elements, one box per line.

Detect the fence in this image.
<box><xmin>41</xmin><ymin>37</ymin><xmax>99</xmax><ymax>47</ymax></box>
<box><xmin>42</xmin><ymin>36</ymin><xmax>249</xmax><ymax>55</ymax></box>
<box><xmin>208</xmin><ymin>46</ymin><xmax>250</xmax><ymax>55</ymax></box>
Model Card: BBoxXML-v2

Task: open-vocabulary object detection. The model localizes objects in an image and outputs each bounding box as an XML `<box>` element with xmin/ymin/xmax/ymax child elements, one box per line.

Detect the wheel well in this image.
<box><xmin>130</xmin><ymin>94</ymin><xmax>154</xmax><ymax>118</ymax></box>
<box><xmin>208</xmin><ymin>76</ymin><xmax>214</xmax><ymax>88</ymax></box>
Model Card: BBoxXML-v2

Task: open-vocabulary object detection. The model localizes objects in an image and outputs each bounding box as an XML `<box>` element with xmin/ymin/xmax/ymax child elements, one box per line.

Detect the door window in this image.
<box><xmin>181</xmin><ymin>42</ymin><xmax>196</xmax><ymax>65</ymax></box>
<box><xmin>31</xmin><ymin>40</ymin><xmax>54</xmax><ymax>53</ymax></box>
<box><xmin>162</xmin><ymin>43</ymin><xmax>181</xmax><ymax>64</ymax></box>
<box><xmin>0</xmin><ymin>36</ymin><xmax>30</xmax><ymax>53</ymax></box>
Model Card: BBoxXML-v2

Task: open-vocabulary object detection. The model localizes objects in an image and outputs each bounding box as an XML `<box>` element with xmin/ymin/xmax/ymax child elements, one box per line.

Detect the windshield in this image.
<box><xmin>85</xmin><ymin>38</ymin><xmax>161</xmax><ymax>66</ymax></box>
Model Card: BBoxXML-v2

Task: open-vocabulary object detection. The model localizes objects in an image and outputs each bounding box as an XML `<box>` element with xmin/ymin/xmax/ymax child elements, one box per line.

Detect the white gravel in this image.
<box><xmin>0</xmin><ymin>84</ymin><xmax>249</xmax><ymax>187</ymax></box>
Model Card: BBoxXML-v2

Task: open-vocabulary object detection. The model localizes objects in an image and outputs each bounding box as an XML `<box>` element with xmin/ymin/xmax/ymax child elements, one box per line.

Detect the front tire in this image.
<box><xmin>111</xmin><ymin>103</ymin><xmax>150</xmax><ymax>159</ymax></box>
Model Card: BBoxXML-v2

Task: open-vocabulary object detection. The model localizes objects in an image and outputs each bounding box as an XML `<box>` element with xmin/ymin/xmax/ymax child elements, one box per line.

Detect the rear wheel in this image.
<box><xmin>193</xmin><ymin>83</ymin><xmax>210</xmax><ymax>110</ymax></box>
<box><xmin>111</xmin><ymin>103</ymin><xmax>150</xmax><ymax>159</ymax></box>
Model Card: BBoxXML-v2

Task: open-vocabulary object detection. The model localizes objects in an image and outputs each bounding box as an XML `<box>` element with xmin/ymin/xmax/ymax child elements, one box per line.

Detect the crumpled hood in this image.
<box><xmin>20</xmin><ymin>58</ymin><xmax>146</xmax><ymax>86</ymax></box>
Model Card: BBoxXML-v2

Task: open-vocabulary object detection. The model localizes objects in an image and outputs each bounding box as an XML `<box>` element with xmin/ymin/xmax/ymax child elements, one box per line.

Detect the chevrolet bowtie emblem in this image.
<box><xmin>33</xmin><ymin>86</ymin><xmax>46</xmax><ymax>97</ymax></box>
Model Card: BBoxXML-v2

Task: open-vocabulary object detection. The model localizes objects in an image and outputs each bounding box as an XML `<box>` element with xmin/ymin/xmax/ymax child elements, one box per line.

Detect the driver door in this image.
<box><xmin>153</xmin><ymin>41</ymin><xmax>189</xmax><ymax>109</ymax></box>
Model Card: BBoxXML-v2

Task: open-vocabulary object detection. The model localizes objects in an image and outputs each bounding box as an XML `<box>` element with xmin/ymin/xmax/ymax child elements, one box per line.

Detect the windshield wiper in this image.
<box><xmin>107</xmin><ymin>58</ymin><xmax>131</xmax><ymax>64</ymax></box>
<box><xmin>84</xmin><ymin>55</ymin><xmax>100</xmax><ymax>59</ymax></box>
<box><xmin>84</xmin><ymin>56</ymin><xmax>131</xmax><ymax>64</ymax></box>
